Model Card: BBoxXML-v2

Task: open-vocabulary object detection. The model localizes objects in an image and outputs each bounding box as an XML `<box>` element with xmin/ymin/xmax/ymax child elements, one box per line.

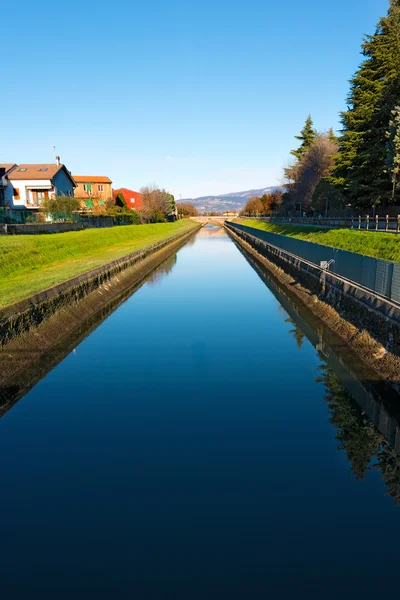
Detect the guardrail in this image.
<box><xmin>241</xmin><ymin>214</ymin><xmax>400</xmax><ymax>232</ymax></box>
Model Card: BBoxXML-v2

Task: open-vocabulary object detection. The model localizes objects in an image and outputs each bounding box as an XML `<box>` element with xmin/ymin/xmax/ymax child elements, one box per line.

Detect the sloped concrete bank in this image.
<box><xmin>0</xmin><ymin>223</ymin><xmax>201</xmax><ymax>346</ymax></box>
<box><xmin>225</xmin><ymin>221</ymin><xmax>400</xmax><ymax>390</ymax></box>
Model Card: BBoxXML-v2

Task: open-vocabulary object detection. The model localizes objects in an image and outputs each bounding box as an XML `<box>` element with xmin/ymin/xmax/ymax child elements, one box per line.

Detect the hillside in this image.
<box><xmin>182</xmin><ymin>187</ymin><xmax>280</xmax><ymax>213</ymax></box>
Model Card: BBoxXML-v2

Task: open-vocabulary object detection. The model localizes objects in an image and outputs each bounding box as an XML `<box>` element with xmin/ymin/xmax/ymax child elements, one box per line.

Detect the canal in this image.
<box><xmin>1</xmin><ymin>224</ymin><xmax>400</xmax><ymax>598</ymax></box>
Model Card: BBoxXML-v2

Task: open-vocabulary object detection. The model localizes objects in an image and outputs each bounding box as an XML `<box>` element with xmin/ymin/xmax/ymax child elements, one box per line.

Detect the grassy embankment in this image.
<box><xmin>0</xmin><ymin>220</ymin><xmax>197</xmax><ymax>307</ymax></box>
<box><xmin>235</xmin><ymin>219</ymin><xmax>400</xmax><ymax>263</ymax></box>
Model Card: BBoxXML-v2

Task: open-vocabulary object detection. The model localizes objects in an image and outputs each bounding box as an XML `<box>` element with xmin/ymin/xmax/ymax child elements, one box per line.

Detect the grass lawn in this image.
<box><xmin>235</xmin><ymin>219</ymin><xmax>400</xmax><ymax>263</ymax></box>
<box><xmin>0</xmin><ymin>220</ymin><xmax>197</xmax><ymax>307</ymax></box>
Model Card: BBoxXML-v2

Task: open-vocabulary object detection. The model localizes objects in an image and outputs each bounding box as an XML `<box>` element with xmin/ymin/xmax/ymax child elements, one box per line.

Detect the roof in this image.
<box><xmin>0</xmin><ymin>164</ymin><xmax>17</xmax><ymax>174</ymax></box>
<box><xmin>113</xmin><ymin>188</ymin><xmax>143</xmax><ymax>208</ymax></box>
<box><xmin>8</xmin><ymin>164</ymin><xmax>66</xmax><ymax>181</ymax></box>
<box><xmin>73</xmin><ymin>175</ymin><xmax>112</xmax><ymax>184</ymax></box>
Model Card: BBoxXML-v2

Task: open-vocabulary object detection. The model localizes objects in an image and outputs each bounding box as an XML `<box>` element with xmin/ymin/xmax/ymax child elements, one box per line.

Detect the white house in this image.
<box><xmin>1</xmin><ymin>161</ymin><xmax>76</xmax><ymax>209</ymax></box>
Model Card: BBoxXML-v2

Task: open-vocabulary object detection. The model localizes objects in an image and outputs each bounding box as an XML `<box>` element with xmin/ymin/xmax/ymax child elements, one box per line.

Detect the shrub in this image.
<box><xmin>41</xmin><ymin>195</ymin><xmax>81</xmax><ymax>220</ymax></box>
<box><xmin>106</xmin><ymin>207</ymin><xmax>141</xmax><ymax>225</ymax></box>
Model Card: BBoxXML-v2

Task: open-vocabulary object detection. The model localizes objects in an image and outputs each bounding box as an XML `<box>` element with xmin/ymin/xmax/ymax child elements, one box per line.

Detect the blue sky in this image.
<box><xmin>2</xmin><ymin>0</ymin><xmax>390</xmax><ymax>198</ymax></box>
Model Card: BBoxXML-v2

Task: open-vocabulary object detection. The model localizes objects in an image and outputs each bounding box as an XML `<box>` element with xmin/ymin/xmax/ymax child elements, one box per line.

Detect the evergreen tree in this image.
<box><xmin>333</xmin><ymin>0</ymin><xmax>400</xmax><ymax>208</ymax></box>
<box><xmin>386</xmin><ymin>106</ymin><xmax>400</xmax><ymax>202</ymax></box>
<box><xmin>328</xmin><ymin>127</ymin><xmax>338</xmax><ymax>144</ymax></box>
<box><xmin>115</xmin><ymin>192</ymin><xmax>127</xmax><ymax>208</ymax></box>
<box><xmin>290</xmin><ymin>115</ymin><xmax>316</xmax><ymax>160</ymax></box>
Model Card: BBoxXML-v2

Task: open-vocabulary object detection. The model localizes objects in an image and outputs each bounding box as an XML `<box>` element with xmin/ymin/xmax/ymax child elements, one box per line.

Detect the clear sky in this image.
<box><xmin>2</xmin><ymin>0</ymin><xmax>390</xmax><ymax>198</ymax></box>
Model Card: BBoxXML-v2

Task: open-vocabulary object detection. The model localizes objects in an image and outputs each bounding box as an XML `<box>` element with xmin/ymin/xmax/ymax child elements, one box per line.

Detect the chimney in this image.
<box><xmin>56</xmin><ymin>156</ymin><xmax>60</xmax><ymax>166</ymax></box>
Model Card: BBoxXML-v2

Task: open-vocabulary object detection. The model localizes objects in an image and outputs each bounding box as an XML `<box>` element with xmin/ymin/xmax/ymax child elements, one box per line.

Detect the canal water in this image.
<box><xmin>1</xmin><ymin>225</ymin><xmax>400</xmax><ymax>598</ymax></box>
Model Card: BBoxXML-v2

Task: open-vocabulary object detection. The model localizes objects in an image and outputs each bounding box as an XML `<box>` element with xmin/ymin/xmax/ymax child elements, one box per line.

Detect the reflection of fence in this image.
<box><xmin>243</xmin><ymin>214</ymin><xmax>400</xmax><ymax>233</ymax></box>
<box><xmin>228</xmin><ymin>221</ymin><xmax>400</xmax><ymax>303</ymax></box>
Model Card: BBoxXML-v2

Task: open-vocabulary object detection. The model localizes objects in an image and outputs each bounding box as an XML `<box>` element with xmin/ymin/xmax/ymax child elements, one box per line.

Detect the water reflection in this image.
<box><xmin>317</xmin><ymin>359</ymin><xmax>400</xmax><ymax>505</ymax></box>
<box><xmin>197</xmin><ymin>224</ymin><xmax>225</xmax><ymax>237</ymax></box>
<box><xmin>146</xmin><ymin>253</ymin><xmax>177</xmax><ymax>285</ymax></box>
<box><xmin>0</xmin><ymin>248</ymin><xmax>182</xmax><ymax>415</ymax></box>
<box><xmin>232</xmin><ymin>234</ymin><xmax>400</xmax><ymax>504</ymax></box>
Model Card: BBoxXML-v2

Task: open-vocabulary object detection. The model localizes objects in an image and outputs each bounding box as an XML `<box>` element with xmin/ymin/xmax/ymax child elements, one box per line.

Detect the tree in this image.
<box><xmin>332</xmin><ymin>0</ymin><xmax>400</xmax><ymax>208</ymax></box>
<box><xmin>296</xmin><ymin>134</ymin><xmax>339</xmax><ymax>212</ymax></box>
<box><xmin>243</xmin><ymin>195</ymin><xmax>264</xmax><ymax>215</ymax></box>
<box><xmin>41</xmin><ymin>195</ymin><xmax>80</xmax><ymax>220</ymax></box>
<box><xmin>386</xmin><ymin>106</ymin><xmax>400</xmax><ymax>202</ymax></box>
<box><xmin>140</xmin><ymin>186</ymin><xmax>176</xmax><ymax>222</ymax></box>
<box><xmin>176</xmin><ymin>202</ymin><xmax>199</xmax><ymax>216</ymax></box>
<box><xmin>260</xmin><ymin>190</ymin><xmax>283</xmax><ymax>213</ymax></box>
<box><xmin>115</xmin><ymin>192</ymin><xmax>127</xmax><ymax>209</ymax></box>
<box><xmin>290</xmin><ymin>115</ymin><xmax>316</xmax><ymax>160</ymax></box>
<box><xmin>283</xmin><ymin>133</ymin><xmax>338</xmax><ymax>214</ymax></box>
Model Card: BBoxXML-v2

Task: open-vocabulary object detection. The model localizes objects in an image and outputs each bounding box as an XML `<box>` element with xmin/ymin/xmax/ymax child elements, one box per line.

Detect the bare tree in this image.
<box><xmin>140</xmin><ymin>185</ymin><xmax>175</xmax><ymax>222</ymax></box>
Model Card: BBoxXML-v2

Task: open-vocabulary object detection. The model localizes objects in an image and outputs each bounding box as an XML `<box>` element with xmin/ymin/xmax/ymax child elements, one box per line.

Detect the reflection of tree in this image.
<box><xmin>317</xmin><ymin>361</ymin><xmax>382</xmax><ymax>480</ymax></box>
<box><xmin>375</xmin><ymin>446</ymin><xmax>400</xmax><ymax>506</ymax></box>
<box><xmin>317</xmin><ymin>361</ymin><xmax>400</xmax><ymax>504</ymax></box>
<box><xmin>285</xmin><ymin>317</ymin><xmax>305</xmax><ymax>349</ymax></box>
<box><xmin>146</xmin><ymin>254</ymin><xmax>177</xmax><ymax>286</ymax></box>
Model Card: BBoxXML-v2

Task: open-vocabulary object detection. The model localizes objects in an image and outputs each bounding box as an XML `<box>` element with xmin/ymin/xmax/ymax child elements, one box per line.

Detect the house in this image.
<box><xmin>73</xmin><ymin>175</ymin><xmax>113</xmax><ymax>201</ymax></box>
<box><xmin>5</xmin><ymin>161</ymin><xmax>76</xmax><ymax>209</ymax></box>
<box><xmin>113</xmin><ymin>188</ymin><xmax>143</xmax><ymax>211</ymax></box>
<box><xmin>0</xmin><ymin>164</ymin><xmax>18</xmax><ymax>206</ymax></box>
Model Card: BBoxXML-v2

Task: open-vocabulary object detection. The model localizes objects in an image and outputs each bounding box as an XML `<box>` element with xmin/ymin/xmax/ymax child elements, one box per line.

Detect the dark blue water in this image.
<box><xmin>1</xmin><ymin>225</ymin><xmax>400</xmax><ymax>599</ymax></box>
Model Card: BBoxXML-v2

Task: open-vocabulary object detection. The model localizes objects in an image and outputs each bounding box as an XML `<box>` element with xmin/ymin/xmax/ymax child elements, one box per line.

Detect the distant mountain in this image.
<box><xmin>182</xmin><ymin>186</ymin><xmax>281</xmax><ymax>213</ymax></box>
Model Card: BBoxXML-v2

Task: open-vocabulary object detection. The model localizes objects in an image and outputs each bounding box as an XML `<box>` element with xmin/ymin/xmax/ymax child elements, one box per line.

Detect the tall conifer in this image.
<box><xmin>290</xmin><ymin>115</ymin><xmax>316</xmax><ymax>160</ymax></box>
<box><xmin>333</xmin><ymin>0</ymin><xmax>400</xmax><ymax>208</ymax></box>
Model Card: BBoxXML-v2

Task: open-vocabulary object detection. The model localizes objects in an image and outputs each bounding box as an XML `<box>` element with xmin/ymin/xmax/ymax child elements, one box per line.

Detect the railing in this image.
<box><xmin>241</xmin><ymin>214</ymin><xmax>400</xmax><ymax>233</ymax></box>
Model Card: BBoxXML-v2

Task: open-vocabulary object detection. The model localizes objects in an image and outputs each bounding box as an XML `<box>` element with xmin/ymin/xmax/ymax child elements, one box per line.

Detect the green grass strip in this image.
<box><xmin>0</xmin><ymin>220</ymin><xmax>197</xmax><ymax>307</ymax></box>
<box><xmin>236</xmin><ymin>219</ymin><xmax>400</xmax><ymax>263</ymax></box>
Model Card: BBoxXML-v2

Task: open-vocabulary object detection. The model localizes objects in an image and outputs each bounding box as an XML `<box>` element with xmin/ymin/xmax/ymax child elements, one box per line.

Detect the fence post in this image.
<box><xmin>376</xmin><ymin>215</ymin><xmax>379</xmax><ymax>231</ymax></box>
<box><xmin>366</xmin><ymin>215</ymin><xmax>369</xmax><ymax>230</ymax></box>
<box><xmin>351</xmin><ymin>216</ymin><xmax>354</xmax><ymax>229</ymax></box>
<box><xmin>397</xmin><ymin>215</ymin><xmax>400</xmax><ymax>233</ymax></box>
<box><xmin>386</xmin><ymin>215</ymin><xmax>389</xmax><ymax>231</ymax></box>
<box><xmin>358</xmin><ymin>215</ymin><xmax>361</xmax><ymax>230</ymax></box>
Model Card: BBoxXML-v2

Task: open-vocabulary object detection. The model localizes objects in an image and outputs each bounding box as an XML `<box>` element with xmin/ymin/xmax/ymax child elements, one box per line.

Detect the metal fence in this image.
<box><xmin>242</xmin><ymin>214</ymin><xmax>400</xmax><ymax>233</ymax></box>
<box><xmin>0</xmin><ymin>208</ymin><xmax>81</xmax><ymax>225</ymax></box>
<box><xmin>228</xmin><ymin>221</ymin><xmax>400</xmax><ymax>304</ymax></box>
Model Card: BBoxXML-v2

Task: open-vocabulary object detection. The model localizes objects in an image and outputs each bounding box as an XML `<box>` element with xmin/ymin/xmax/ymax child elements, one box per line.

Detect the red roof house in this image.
<box><xmin>113</xmin><ymin>188</ymin><xmax>143</xmax><ymax>211</ymax></box>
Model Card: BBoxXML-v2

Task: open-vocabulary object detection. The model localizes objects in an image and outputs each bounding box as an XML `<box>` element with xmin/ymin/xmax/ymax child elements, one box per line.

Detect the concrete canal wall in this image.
<box><xmin>225</xmin><ymin>221</ymin><xmax>400</xmax><ymax>389</ymax></box>
<box><xmin>230</xmin><ymin>221</ymin><xmax>400</xmax><ymax>303</ymax></box>
<box><xmin>0</xmin><ymin>223</ymin><xmax>201</xmax><ymax>346</ymax></box>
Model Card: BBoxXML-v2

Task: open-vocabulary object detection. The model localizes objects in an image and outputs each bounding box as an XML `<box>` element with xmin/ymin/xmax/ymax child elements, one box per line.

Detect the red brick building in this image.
<box><xmin>113</xmin><ymin>188</ymin><xmax>143</xmax><ymax>211</ymax></box>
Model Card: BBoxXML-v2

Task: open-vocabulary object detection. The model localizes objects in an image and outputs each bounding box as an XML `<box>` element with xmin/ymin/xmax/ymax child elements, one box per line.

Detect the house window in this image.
<box><xmin>83</xmin><ymin>184</ymin><xmax>92</xmax><ymax>194</ymax></box>
<box><xmin>32</xmin><ymin>190</ymin><xmax>49</xmax><ymax>205</ymax></box>
<box><xmin>39</xmin><ymin>167</ymin><xmax>48</xmax><ymax>172</ymax></box>
<box><xmin>130</xmin><ymin>198</ymin><xmax>135</xmax><ymax>204</ymax></box>
<box><xmin>13</xmin><ymin>188</ymin><xmax>20</xmax><ymax>200</ymax></box>
<box><xmin>98</xmin><ymin>184</ymin><xmax>104</xmax><ymax>192</ymax></box>
<box><xmin>18</xmin><ymin>168</ymin><xmax>27</xmax><ymax>172</ymax></box>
